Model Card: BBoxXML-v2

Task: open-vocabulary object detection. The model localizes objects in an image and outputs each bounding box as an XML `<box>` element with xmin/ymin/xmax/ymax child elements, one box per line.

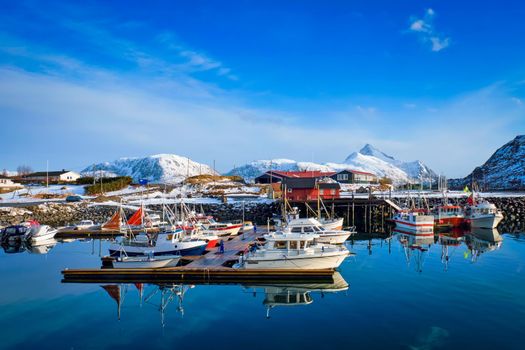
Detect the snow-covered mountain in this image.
<box><xmin>82</xmin><ymin>154</ymin><xmax>217</xmax><ymax>184</ymax></box>
<box><xmin>449</xmin><ymin>135</ymin><xmax>525</xmax><ymax>190</ymax></box>
<box><xmin>226</xmin><ymin>159</ymin><xmax>333</xmax><ymax>178</ymax></box>
<box><xmin>355</xmin><ymin>144</ymin><xmax>437</xmax><ymax>180</ymax></box>
<box><xmin>226</xmin><ymin>144</ymin><xmax>437</xmax><ymax>184</ymax></box>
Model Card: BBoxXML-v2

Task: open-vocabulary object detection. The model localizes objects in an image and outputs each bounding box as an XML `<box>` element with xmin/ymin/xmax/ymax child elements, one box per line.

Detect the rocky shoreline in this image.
<box><xmin>0</xmin><ymin>201</ymin><xmax>281</xmax><ymax>227</ymax></box>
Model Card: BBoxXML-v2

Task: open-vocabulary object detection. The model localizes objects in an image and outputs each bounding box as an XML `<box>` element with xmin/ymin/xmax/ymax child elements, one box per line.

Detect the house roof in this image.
<box><xmin>268</xmin><ymin>170</ymin><xmax>336</xmax><ymax>178</ymax></box>
<box><xmin>336</xmin><ymin>169</ymin><xmax>376</xmax><ymax>176</ymax></box>
<box><xmin>24</xmin><ymin>170</ymin><xmax>74</xmax><ymax>177</ymax></box>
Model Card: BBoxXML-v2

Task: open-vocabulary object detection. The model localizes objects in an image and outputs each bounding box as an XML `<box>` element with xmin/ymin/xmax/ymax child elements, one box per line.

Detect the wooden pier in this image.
<box><xmin>61</xmin><ymin>229</ymin><xmax>337</xmax><ymax>284</ymax></box>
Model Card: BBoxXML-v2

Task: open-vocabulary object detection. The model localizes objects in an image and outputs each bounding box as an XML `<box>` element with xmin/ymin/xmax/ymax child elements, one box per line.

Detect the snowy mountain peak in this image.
<box><xmin>82</xmin><ymin>154</ymin><xmax>216</xmax><ymax>184</ymax></box>
<box><xmin>358</xmin><ymin>144</ymin><xmax>396</xmax><ymax>162</ymax></box>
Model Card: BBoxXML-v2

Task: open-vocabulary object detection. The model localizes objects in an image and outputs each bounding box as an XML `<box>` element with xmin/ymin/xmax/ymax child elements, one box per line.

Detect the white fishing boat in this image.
<box><xmin>393</xmin><ymin>210</ymin><xmax>434</xmax><ymax>233</ymax></box>
<box><xmin>465</xmin><ymin>201</ymin><xmax>503</xmax><ymax>229</ymax></box>
<box><xmin>235</xmin><ymin>231</ymin><xmax>350</xmax><ymax>270</ymax></box>
<box><xmin>286</xmin><ymin>218</ymin><xmax>353</xmax><ymax>244</ymax></box>
<box><xmin>319</xmin><ymin>217</ymin><xmax>344</xmax><ymax>231</ymax></box>
<box><xmin>108</xmin><ymin>229</ymin><xmax>207</xmax><ymax>257</ymax></box>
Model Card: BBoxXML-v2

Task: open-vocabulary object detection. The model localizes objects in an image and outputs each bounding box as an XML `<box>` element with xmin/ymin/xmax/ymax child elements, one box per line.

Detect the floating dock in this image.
<box><xmin>62</xmin><ymin>229</ymin><xmax>337</xmax><ymax>284</ymax></box>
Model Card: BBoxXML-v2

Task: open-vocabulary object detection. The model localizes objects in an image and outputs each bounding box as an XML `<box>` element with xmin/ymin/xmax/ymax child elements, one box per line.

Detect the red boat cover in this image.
<box><xmin>102</xmin><ymin>210</ymin><xmax>122</xmax><ymax>230</ymax></box>
<box><xmin>127</xmin><ymin>207</ymin><xmax>143</xmax><ymax>226</ymax></box>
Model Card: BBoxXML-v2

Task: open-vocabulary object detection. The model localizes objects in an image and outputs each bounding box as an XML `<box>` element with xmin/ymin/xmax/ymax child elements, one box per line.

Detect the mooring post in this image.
<box><xmin>364</xmin><ymin>204</ymin><xmax>367</xmax><ymax>233</ymax></box>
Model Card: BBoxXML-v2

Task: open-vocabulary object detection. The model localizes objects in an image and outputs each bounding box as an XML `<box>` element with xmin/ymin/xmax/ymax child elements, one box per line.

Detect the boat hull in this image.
<box><xmin>112</xmin><ymin>256</ymin><xmax>180</xmax><ymax>268</ymax></box>
<box><xmin>316</xmin><ymin>232</ymin><xmax>351</xmax><ymax>245</ymax></box>
<box><xmin>435</xmin><ymin>217</ymin><xmax>464</xmax><ymax>228</ymax></box>
<box><xmin>468</xmin><ymin>214</ymin><xmax>503</xmax><ymax>229</ymax></box>
<box><xmin>109</xmin><ymin>242</ymin><xmax>206</xmax><ymax>257</ymax></box>
<box><xmin>241</xmin><ymin>251</ymin><xmax>349</xmax><ymax>270</ymax></box>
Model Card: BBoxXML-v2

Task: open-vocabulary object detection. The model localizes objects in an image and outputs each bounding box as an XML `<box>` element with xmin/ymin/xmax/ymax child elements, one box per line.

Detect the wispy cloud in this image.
<box><xmin>409</xmin><ymin>8</ymin><xmax>450</xmax><ymax>52</ymax></box>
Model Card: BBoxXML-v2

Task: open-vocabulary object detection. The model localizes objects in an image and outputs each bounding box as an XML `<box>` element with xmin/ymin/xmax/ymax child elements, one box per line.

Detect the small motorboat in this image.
<box><xmin>27</xmin><ymin>224</ymin><xmax>58</xmax><ymax>243</ymax></box>
<box><xmin>74</xmin><ymin>220</ymin><xmax>98</xmax><ymax>230</ymax></box>
<box><xmin>104</xmin><ymin>250</ymin><xmax>181</xmax><ymax>269</ymax></box>
<box><xmin>1</xmin><ymin>223</ymin><xmax>33</xmax><ymax>243</ymax></box>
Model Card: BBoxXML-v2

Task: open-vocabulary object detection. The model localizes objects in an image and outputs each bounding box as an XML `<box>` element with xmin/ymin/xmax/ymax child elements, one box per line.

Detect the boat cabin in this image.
<box><xmin>438</xmin><ymin>205</ymin><xmax>463</xmax><ymax>215</ymax></box>
<box><xmin>264</xmin><ymin>232</ymin><xmax>318</xmax><ymax>250</ymax></box>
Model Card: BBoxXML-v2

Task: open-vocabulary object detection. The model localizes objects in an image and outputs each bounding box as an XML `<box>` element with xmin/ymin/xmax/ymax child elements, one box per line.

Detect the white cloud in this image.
<box><xmin>512</xmin><ymin>97</ymin><xmax>523</xmax><ymax>106</ymax></box>
<box><xmin>409</xmin><ymin>8</ymin><xmax>450</xmax><ymax>52</ymax></box>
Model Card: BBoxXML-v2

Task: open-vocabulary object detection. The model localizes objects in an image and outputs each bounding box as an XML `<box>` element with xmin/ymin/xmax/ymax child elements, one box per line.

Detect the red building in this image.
<box><xmin>282</xmin><ymin>177</ymin><xmax>341</xmax><ymax>201</ymax></box>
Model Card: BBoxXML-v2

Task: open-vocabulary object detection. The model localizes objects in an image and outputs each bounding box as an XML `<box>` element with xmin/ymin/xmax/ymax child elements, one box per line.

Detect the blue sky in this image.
<box><xmin>0</xmin><ymin>0</ymin><xmax>524</xmax><ymax>177</ymax></box>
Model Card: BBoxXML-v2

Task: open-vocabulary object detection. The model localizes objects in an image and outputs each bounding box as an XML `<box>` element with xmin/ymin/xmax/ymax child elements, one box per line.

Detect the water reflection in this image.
<box><xmin>1</xmin><ymin>237</ymin><xmax>58</xmax><ymax>254</ymax></box>
<box><xmin>97</xmin><ymin>273</ymin><xmax>349</xmax><ymax>324</ymax></box>
<box><xmin>243</xmin><ymin>272</ymin><xmax>349</xmax><ymax>318</ymax></box>
<box><xmin>465</xmin><ymin>228</ymin><xmax>503</xmax><ymax>262</ymax></box>
<box><xmin>101</xmin><ymin>283</ymin><xmax>192</xmax><ymax>327</ymax></box>
<box><xmin>392</xmin><ymin>227</ymin><xmax>505</xmax><ymax>273</ymax></box>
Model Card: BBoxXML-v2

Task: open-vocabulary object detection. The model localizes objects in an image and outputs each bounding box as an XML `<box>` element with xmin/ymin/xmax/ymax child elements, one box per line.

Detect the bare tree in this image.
<box><xmin>17</xmin><ymin>165</ymin><xmax>33</xmax><ymax>176</ymax></box>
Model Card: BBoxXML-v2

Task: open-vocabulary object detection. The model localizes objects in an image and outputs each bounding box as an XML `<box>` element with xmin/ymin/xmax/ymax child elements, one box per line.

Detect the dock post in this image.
<box><xmin>364</xmin><ymin>204</ymin><xmax>367</xmax><ymax>233</ymax></box>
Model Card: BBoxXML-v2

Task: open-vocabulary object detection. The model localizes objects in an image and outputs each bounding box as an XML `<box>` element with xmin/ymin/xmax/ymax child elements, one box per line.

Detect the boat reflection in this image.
<box><xmin>394</xmin><ymin>229</ymin><xmax>434</xmax><ymax>273</ymax></box>
<box><xmin>1</xmin><ymin>237</ymin><xmax>58</xmax><ymax>254</ymax></box>
<box><xmin>465</xmin><ymin>228</ymin><xmax>503</xmax><ymax>262</ymax></box>
<box><xmin>98</xmin><ymin>273</ymin><xmax>349</xmax><ymax>323</ymax></box>
<box><xmin>438</xmin><ymin>229</ymin><xmax>465</xmax><ymax>271</ymax></box>
<box><xmin>393</xmin><ymin>226</ymin><xmax>504</xmax><ymax>271</ymax></box>
<box><xmin>101</xmin><ymin>283</ymin><xmax>193</xmax><ymax>327</ymax></box>
<box><xmin>243</xmin><ymin>272</ymin><xmax>349</xmax><ymax>318</ymax></box>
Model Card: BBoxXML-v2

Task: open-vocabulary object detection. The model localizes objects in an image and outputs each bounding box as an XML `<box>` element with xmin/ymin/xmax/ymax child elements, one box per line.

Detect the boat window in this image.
<box><xmin>6</xmin><ymin>227</ymin><xmax>17</xmax><ymax>234</ymax></box>
<box><xmin>303</xmin><ymin>227</ymin><xmax>315</xmax><ymax>233</ymax></box>
<box><xmin>291</xmin><ymin>227</ymin><xmax>302</xmax><ymax>233</ymax></box>
<box><xmin>274</xmin><ymin>241</ymin><xmax>287</xmax><ymax>249</ymax></box>
<box><xmin>300</xmin><ymin>241</ymin><xmax>305</xmax><ymax>249</ymax></box>
<box><xmin>289</xmin><ymin>241</ymin><xmax>298</xmax><ymax>249</ymax></box>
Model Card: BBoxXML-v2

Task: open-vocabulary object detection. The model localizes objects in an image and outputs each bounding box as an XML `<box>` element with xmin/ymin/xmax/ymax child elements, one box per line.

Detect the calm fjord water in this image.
<box><xmin>1</xmin><ymin>231</ymin><xmax>524</xmax><ymax>350</ymax></box>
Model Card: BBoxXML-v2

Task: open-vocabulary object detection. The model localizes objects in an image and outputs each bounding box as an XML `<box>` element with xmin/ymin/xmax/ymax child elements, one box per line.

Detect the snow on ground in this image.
<box><xmin>0</xmin><ymin>185</ymin><xmax>86</xmax><ymax>204</ymax></box>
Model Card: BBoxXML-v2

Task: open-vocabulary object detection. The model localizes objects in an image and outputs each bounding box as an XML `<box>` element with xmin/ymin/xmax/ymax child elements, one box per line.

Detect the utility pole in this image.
<box><xmin>46</xmin><ymin>160</ymin><xmax>49</xmax><ymax>188</ymax></box>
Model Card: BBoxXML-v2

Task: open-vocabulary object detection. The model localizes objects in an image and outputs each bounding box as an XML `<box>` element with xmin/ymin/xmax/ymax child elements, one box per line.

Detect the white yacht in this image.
<box><xmin>465</xmin><ymin>201</ymin><xmax>503</xmax><ymax>229</ymax></box>
<box><xmin>286</xmin><ymin>218</ymin><xmax>354</xmax><ymax>244</ymax></box>
<box><xmin>235</xmin><ymin>231</ymin><xmax>350</xmax><ymax>270</ymax></box>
